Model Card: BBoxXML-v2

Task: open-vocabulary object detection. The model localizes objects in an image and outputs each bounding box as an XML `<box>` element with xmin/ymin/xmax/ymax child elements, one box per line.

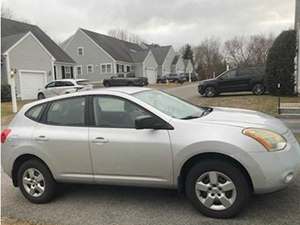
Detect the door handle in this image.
<box><xmin>35</xmin><ymin>135</ymin><xmax>48</xmax><ymax>141</ymax></box>
<box><xmin>92</xmin><ymin>137</ymin><xmax>109</xmax><ymax>144</ymax></box>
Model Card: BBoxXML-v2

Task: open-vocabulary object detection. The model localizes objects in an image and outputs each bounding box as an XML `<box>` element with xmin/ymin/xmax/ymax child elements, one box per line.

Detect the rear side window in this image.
<box><xmin>45</xmin><ymin>97</ymin><xmax>86</xmax><ymax>126</ymax></box>
<box><xmin>25</xmin><ymin>104</ymin><xmax>45</xmax><ymax>122</ymax></box>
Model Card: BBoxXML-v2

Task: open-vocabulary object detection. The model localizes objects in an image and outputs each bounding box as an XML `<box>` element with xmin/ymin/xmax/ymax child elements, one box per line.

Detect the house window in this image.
<box><xmin>117</xmin><ymin>64</ymin><xmax>120</xmax><ymax>73</ymax></box>
<box><xmin>64</xmin><ymin>66</ymin><xmax>72</xmax><ymax>78</ymax></box>
<box><xmin>107</xmin><ymin>64</ymin><xmax>112</xmax><ymax>73</ymax></box>
<box><xmin>121</xmin><ymin>65</ymin><xmax>124</xmax><ymax>73</ymax></box>
<box><xmin>100</xmin><ymin>64</ymin><xmax>113</xmax><ymax>73</ymax></box>
<box><xmin>87</xmin><ymin>64</ymin><xmax>94</xmax><ymax>73</ymax></box>
<box><xmin>76</xmin><ymin>66</ymin><xmax>82</xmax><ymax>76</ymax></box>
<box><xmin>126</xmin><ymin>65</ymin><xmax>130</xmax><ymax>72</ymax></box>
<box><xmin>78</xmin><ymin>47</ymin><xmax>84</xmax><ymax>56</ymax></box>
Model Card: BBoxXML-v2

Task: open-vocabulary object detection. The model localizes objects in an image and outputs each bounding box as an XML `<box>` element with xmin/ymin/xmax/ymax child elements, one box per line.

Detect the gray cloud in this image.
<box><xmin>3</xmin><ymin>0</ymin><xmax>294</xmax><ymax>49</ymax></box>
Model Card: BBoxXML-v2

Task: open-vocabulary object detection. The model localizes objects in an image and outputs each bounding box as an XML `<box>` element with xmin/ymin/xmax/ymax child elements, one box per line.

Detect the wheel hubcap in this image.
<box><xmin>22</xmin><ymin>168</ymin><xmax>45</xmax><ymax>197</ymax></box>
<box><xmin>195</xmin><ymin>171</ymin><xmax>236</xmax><ymax>211</ymax></box>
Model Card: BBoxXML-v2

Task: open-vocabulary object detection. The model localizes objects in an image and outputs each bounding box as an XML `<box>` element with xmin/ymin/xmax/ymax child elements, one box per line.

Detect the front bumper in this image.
<box><xmin>248</xmin><ymin>130</ymin><xmax>300</xmax><ymax>194</ymax></box>
<box><xmin>198</xmin><ymin>85</ymin><xmax>205</xmax><ymax>94</ymax></box>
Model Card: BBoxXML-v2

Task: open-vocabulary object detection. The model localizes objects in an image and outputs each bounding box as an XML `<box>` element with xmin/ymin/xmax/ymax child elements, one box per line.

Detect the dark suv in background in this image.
<box><xmin>198</xmin><ymin>66</ymin><xmax>266</xmax><ymax>97</ymax></box>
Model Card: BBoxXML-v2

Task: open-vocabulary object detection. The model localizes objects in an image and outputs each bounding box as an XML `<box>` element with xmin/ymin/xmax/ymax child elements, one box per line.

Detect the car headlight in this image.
<box><xmin>242</xmin><ymin>128</ymin><xmax>287</xmax><ymax>152</ymax></box>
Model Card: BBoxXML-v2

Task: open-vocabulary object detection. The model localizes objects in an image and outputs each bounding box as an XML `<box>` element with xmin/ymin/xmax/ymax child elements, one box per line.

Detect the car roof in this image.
<box><xmin>50</xmin><ymin>79</ymin><xmax>87</xmax><ymax>82</ymax></box>
<box><xmin>27</xmin><ymin>87</ymin><xmax>152</xmax><ymax>108</ymax></box>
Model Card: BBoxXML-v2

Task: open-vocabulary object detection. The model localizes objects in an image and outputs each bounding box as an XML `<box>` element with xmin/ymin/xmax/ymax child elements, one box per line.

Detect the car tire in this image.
<box><xmin>103</xmin><ymin>81</ymin><xmax>110</xmax><ymax>87</ymax></box>
<box><xmin>37</xmin><ymin>93</ymin><xmax>45</xmax><ymax>100</ymax></box>
<box><xmin>17</xmin><ymin>159</ymin><xmax>57</xmax><ymax>204</ymax></box>
<box><xmin>185</xmin><ymin>160</ymin><xmax>251</xmax><ymax>218</ymax></box>
<box><xmin>204</xmin><ymin>87</ymin><xmax>217</xmax><ymax>97</ymax></box>
<box><xmin>252</xmin><ymin>83</ymin><xmax>265</xmax><ymax>95</ymax></box>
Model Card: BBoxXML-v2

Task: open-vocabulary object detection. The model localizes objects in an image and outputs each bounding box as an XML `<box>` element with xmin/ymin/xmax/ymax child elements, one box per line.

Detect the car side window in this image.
<box><xmin>25</xmin><ymin>104</ymin><xmax>45</xmax><ymax>122</ymax></box>
<box><xmin>221</xmin><ymin>70</ymin><xmax>237</xmax><ymax>80</ymax></box>
<box><xmin>46</xmin><ymin>82</ymin><xmax>55</xmax><ymax>88</ymax></box>
<box><xmin>45</xmin><ymin>97</ymin><xmax>86</xmax><ymax>126</ymax></box>
<box><xmin>62</xmin><ymin>81</ymin><xmax>74</xmax><ymax>86</ymax></box>
<box><xmin>54</xmin><ymin>81</ymin><xmax>65</xmax><ymax>87</ymax></box>
<box><xmin>93</xmin><ymin>96</ymin><xmax>150</xmax><ymax>128</ymax></box>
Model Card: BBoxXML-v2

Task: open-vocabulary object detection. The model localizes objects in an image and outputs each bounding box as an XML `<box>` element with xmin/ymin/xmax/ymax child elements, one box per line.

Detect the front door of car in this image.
<box><xmin>88</xmin><ymin>95</ymin><xmax>173</xmax><ymax>186</ymax></box>
<box><xmin>218</xmin><ymin>69</ymin><xmax>244</xmax><ymax>92</ymax></box>
<box><xmin>32</xmin><ymin>97</ymin><xmax>93</xmax><ymax>182</ymax></box>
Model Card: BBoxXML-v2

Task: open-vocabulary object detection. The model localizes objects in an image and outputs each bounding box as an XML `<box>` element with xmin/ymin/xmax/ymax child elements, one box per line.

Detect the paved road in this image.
<box><xmin>2</xmin><ymin>83</ymin><xmax>300</xmax><ymax>225</ymax></box>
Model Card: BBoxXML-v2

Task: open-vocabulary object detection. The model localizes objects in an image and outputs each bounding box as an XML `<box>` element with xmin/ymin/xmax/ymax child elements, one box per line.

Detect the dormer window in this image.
<box><xmin>78</xmin><ymin>47</ymin><xmax>84</xmax><ymax>56</ymax></box>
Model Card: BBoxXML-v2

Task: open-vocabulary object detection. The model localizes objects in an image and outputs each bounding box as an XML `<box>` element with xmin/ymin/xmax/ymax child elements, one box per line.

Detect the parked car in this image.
<box><xmin>198</xmin><ymin>66</ymin><xmax>266</xmax><ymax>97</ymax></box>
<box><xmin>103</xmin><ymin>73</ymin><xmax>148</xmax><ymax>87</ymax></box>
<box><xmin>185</xmin><ymin>72</ymin><xmax>199</xmax><ymax>82</ymax></box>
<box><xmin>2</xmin><ymin>87</ymin><xmax>300</xmax><ymax>218</ymax></box>
<box><xmin>157</xmin><ymin>73</ymin><xmax>186</xmax><ymax>84</ymax></box>
<box><xmin>37</xmin><ymin>79</ymin><xmax>93</xmax><ymax>99</ymax></box>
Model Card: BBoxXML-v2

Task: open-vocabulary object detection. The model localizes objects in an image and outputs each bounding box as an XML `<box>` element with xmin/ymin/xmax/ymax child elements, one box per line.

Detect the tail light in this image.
<box><xmin>1</xmin><ymin>128</ymin><xmax>11</xmax><ymax>144</ymax></box>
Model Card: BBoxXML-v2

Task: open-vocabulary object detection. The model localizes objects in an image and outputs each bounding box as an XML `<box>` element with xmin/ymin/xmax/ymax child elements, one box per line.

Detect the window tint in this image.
<box><xmin>221</xmin><ymin>70</ymin><xmax>237</xmax><ymax>80</ymax></box>
<box><xmin>46</xmin><ymin>97</ymin><xmax>85</xmax><ymax>126</ymax></box>
<box><xmin>46</xmin><ymin>82</ymin><xmax>55</xmax><ymax>88</ymax></box>
<box><xmin>93</xmin><ymin>96</ymin><xmax>150</xmax><ymax>128</ymax></box>
<box><xmin>25</xmin><ymin>104</ymin><xmax>44</xmax><ymax>121</ymax></box>
<box><xmin>62</xmin><ymin>81</ymin><xmax>74</xmax><ymax>86</ymax></box>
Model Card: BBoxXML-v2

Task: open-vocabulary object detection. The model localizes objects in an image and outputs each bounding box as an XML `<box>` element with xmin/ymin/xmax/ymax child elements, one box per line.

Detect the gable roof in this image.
<box><xmin>1</xmin><ymin>32</ymin><xmax>27</xmax><ymax>53</ymax></box>
<box><xmin>1</xmin><ymin>17</ymin><xmax>75</xmax><ymax>63</ymax></box>
<box><xmin>149</xmin><ymin>45</ymin><xmax>171</xmax><ymax>65</ymax></box>
<box><xmin>80</xmin><ymin>28</ymin><xmax>145</xmax><ymax>62</ymax></box>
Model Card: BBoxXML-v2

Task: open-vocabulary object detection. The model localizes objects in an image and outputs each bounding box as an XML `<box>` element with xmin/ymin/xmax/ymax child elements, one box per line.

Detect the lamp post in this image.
<box><xmin>10</xmin><ymin>68</ymin><xmax>17</xmax><ymax>113</ymax></box>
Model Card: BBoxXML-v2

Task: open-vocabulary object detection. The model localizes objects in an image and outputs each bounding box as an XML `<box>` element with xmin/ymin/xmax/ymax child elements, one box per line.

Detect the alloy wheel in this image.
<box><xmin>195</xmin><ymin>171</ymin><xmax>237</xmax><ymax>211</ymax></box>
<box><xmin>22</xmin><ymin>168</ymin><xmax>45</xmax><ymax>198</ymax></box>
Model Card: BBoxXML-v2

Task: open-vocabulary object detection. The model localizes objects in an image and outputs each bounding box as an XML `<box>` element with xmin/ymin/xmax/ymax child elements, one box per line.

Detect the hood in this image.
<box><xmin>199</xmin><ymin>78</ymin><xmax>216</xmax><ymax>83</ymax></box>
<box><xmin>200</xmin><ymin>107</ymin><xmax>288</xmax><ymax>134</ymax></box>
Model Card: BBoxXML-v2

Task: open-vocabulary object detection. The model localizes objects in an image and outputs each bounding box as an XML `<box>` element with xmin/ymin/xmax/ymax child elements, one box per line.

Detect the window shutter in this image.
<box><xmin>71</xmin><ymin>67</ymin><xmax>74</xmax><ymax>78</ymax></box>
<box><xmin>62</xmin><ymin>66</ymin><xmax>65</xmax><ymax>79</ymax></box>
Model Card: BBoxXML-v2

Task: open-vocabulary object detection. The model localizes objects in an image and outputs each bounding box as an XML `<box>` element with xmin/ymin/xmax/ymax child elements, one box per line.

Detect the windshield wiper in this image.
<box><xmin>181</xmin><ymin>115</ymin><xmax>201</xmax><ymax>120</ymax></box>
<box><xmin>200</xmin><ymin>107</ymin><xmax>213</xmax><ymax>117</ymax></box>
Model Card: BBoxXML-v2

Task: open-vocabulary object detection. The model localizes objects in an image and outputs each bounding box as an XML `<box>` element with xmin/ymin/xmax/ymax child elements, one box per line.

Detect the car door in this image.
<box><xmin>217</xmin><ymin>69</ymin><xmax>241</xmax><ymax>92</ymax></box>
<box><xmin>44</xmin><ymin>81</ymin><xmax>56</xmax><ymax>98</ymax></box>
<box><xmin>89</xmin><ymin>95</ymin><xmax>173</xmax><ymax>187</ymax></box>
<box><xmin>32</xmin><ymin>96</ymin><xmax>93</xmax><ymax>182</ymax></box>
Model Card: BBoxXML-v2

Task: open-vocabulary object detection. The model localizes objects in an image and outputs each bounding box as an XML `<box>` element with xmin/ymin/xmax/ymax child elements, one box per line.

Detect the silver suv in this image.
<box><xmin>2</xmin><ymin>87</ymin><xmax>300</xmax><ymax>218</ymax></box>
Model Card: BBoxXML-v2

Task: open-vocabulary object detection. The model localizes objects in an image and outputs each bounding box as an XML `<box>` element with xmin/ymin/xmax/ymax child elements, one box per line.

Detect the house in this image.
<box><xmin>61</xmin><ymin>28</ymin><xmax>158</xmax><ymax>84</ymax></box>
<box><xmin>146</xmin><ymin>45</ymin><xmax>176</xmax><ymax>78</ymax></box>
<box><xmin>1</xmin><ymin>18</ymin><xmax>75</xmax><ymax>100</ymax></box>
<box><xmin>171</xmin><ymin>55</ymin><xmax>185</xmax><ymax>74</ymax></box>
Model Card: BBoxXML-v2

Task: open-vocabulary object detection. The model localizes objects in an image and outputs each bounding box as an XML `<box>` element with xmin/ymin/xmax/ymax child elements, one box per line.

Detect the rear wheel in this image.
<box><xmin>37</xmin><ymin>93</ymin><xmax>45</xmax><ymax>100</ymax></box>
<box><xmin>103</xmin><ymin>81</ymin><xmax>110</xmax><ymax>87</ymax></box>
<box><xmin>17</xmin><ymin>159</ymin><xmax>56</xmax><ymax>203</ymax></box>
<box><xmin>185</xmin><ymin>160</ymin><xmax>251</xmax><ymax>218</ymax></box>
<box><xmin>204</xmin><ymin>87</ymin><xmax>217</xmax><ymax>97</ymax></box>
<box><xmin>252</xmin><ymin>83</ymin><xmax>265</xmax><ymax>95</ymax></box>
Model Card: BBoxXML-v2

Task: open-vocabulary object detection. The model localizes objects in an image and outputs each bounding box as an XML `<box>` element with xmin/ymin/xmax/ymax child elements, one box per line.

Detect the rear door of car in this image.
<box><xmin>32</xmin><ymin>96</ymin><xmax>93</xmax><ymax>182</ymax></box>
<box><xmin>218</xmin><ymin>69</ymin><xmax>251</xmax><ymax>92</ymax></box>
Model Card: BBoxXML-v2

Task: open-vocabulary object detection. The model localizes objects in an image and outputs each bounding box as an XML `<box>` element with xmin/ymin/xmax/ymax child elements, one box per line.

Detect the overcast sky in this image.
<box><xmin>2</xmin><ymin>0</ymin><xmax>296</xmax><ymax>49</ymax></box>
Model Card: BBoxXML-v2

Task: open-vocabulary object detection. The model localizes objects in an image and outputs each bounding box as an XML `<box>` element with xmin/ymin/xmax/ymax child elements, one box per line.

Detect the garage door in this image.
<box><xmin>20</xmin><ymin>71</ymin><xmax>47</xmax><ymax>100</ymax></box>
<box><xmin>145</xmin><ymin>68</ymin><xmax>157</xmax><ymax>84</ymax></box>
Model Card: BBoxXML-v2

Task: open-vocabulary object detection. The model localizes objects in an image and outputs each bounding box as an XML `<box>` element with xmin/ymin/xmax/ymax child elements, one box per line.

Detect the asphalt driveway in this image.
<box><xmin>2</xmin><ymin>83</ymin><xmax>300</xmax><ymax>225</ymax></box>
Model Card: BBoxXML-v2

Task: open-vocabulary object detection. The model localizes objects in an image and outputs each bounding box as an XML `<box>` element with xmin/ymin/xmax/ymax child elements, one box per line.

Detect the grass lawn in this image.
<box><xmin>148</xmin><ymin>82</ymin><xmax>192</xmax><ymax>90</ymax></box>
<box><xmin>188</xmin><ymin>94</ymin><xmax>300</xmax><ymax>117</ymax></box>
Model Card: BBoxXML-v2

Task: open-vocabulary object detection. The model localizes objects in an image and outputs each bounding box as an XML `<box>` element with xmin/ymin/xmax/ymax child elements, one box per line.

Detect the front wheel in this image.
<box><xmin>103</xmin><ymin>81</ymin><xmax>110</xmax><ymax>87</ymax></box>
<box><xmin>185</xmin><ymin>160</ymin><xmax>251</xmax><ymax>218</ymax></box>
<box><xmin>204</xmin><ymin>87</ymin><xmax>217</xmax><ymax>97</ymax></box>
<box><xmin>37</xmin><ymin>93</ymin><xmax>45</xmax><ymax>100</ymax></box>
<box><xmin>17</xmin><ymin>159</ymin><xmax>57</xmax><ymax>203</ymax></box>
<box><xmin>252</xmin><ymin>83</ymin><xmax>265</xmax><ymax>95</ymax></box>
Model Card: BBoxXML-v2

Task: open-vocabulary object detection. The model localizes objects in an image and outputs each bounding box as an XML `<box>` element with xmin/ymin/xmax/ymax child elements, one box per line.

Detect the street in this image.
<box><xmin>2</xmin><ymin>83</ymin><xmax>300</xmax><ymax>225</ymax></box>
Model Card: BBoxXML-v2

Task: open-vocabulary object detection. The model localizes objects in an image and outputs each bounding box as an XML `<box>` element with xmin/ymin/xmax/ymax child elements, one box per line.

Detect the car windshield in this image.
<box><xmin>76</xmin><ymin>80</ymin><xmax>89</xmax><ymax>85</ymax></box>
<box><xmin>133</xmin><ymin>90</ymin><xmax>207</xmax><ymax>119</ymax></box>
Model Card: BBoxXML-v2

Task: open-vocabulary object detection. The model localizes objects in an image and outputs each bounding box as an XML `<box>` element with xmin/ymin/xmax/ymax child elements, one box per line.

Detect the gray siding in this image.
<box><xmin>171</xmin><ymin>57</ymin><xmax>185</xmax><ymax>73</ymax></box>
<box><xmin>1</xmin><ymin>57</ymin><xmax>8</xmax><ymax>85</ymax></box>
<box><xmin>8</xmin><ymin>34</ymin><xmax>53</xmax><ymax>97</ymax></box>
<box><xmin>134</xmin><ymin>63</ymin><xmax>143</xmax><ymax>77</ymax></box>
<box><xmin>143</xmin><ymin>51</ymin><xmax>158</xmax><ymax>77</ymax></box>
<box><xmin>162</xmin><ymin>47</ymin><xmax>176</xmax><ymax>76</ymax></box>
<box><xmin>63</xmin><ymin>30</ymin><xmax>115</xmax><ymax>81</ymax></box>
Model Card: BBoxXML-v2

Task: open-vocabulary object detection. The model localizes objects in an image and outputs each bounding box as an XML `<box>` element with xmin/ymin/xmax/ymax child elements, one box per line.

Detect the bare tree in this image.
<box><xmin>194</xmin><ymin>37</ymin><xmax>226</xmax><ymax>80</ymax></box>
<box><xmin>1</xmin><ymin>4</ymin><xmax>15</xmax><ymax>19</ymax></box>
<box><xmin>108</xmin><ymin>28</ymin><xmax>143</xmax><ymax>44</ymax></box>
<box><xmin>224</xmin><ymin>34</ymin><xmax>274</xmax><ymax>67</ymax></box>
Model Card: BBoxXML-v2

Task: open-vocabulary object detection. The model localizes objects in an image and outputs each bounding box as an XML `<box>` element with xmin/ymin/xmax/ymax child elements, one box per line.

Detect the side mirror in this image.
<box><xmin>135</xmin><ymin>115</ymin><xmax>173</xmax><ymax>130</ymax></box>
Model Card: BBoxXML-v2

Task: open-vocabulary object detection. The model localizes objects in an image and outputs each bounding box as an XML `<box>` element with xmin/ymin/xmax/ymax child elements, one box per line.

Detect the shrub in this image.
<box><xmin>1</xmin><ymin>84</ymin><xmax>11</xmax><ymax>102</ymax></box>
<box><xmin>265</xmin><ymin>30</ymin><xmax>296</xmax><ymax>96</ymax></box>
